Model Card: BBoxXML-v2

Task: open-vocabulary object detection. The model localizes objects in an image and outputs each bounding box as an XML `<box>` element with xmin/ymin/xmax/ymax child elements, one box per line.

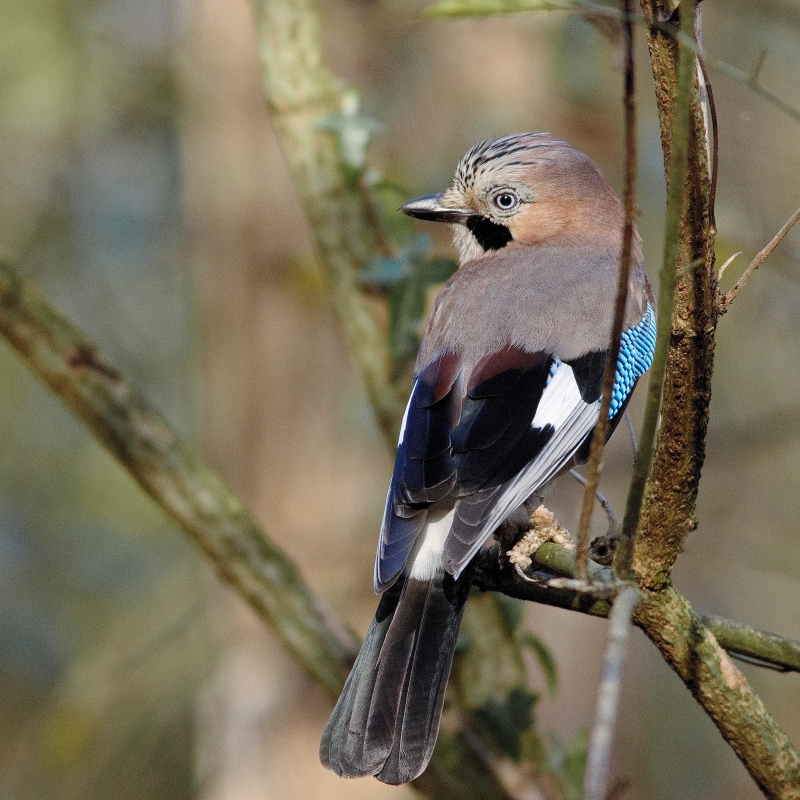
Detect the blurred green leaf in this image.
<box><xmin>360</xmin><ymin>235</ymin><xmax>457</xmax><ymax>369</ymax></box>
<box><xmin>316</xmin><ymin>87</ymin><xmax>383</xmax><ymax>182</ymax></box>
<box><xmin>548</xmin><ymin>728</ymin><xmax>589</xmax><ymax>800</ymax></box>
<box><xmin>366</xmin><ymin>174</ymin><xmax>416</xmax><ymax>248</ymax></box>
<box><xmin>359</xmin><ymin>234</ymin><xmax>432</xmax><ymax>288</ymax></box>
<box><xmin>388</xmin><ymin>259</ymin><xmax>431</xmax><ymax>366</ymax></box>
<box><xmin>519</xmin><ymin>632</ymin><xmax>558</xmax><ymax>696</ymax></box>
<box><xmin>425</xmin><ymin>0</ymin><xmax>566</xmax><ymax>18</ymax></box>
<box><xmin>493</xmin><ymin>593</ymin><xmax>526</xmax><ymax>633</ymax></box>
<box><xmin>471</xmin><ymin>685</ymin><xmax>539</xmax><ymax>760</ymax></box>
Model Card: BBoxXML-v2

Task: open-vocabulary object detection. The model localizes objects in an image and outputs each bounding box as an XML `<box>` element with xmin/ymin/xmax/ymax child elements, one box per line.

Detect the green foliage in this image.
<box><xmin>429</xmin><ymin>728</ymin><xmax>520</xmax><ymax>800</ymax></box>
<box><xmin>425</xmin><ymin>0</ymin><xmax>567</xmax><ymax>18</ymax></box>
<box><xmin>366</xmin><ymin>174</ymin><xmax>416</xmax><ymax>248</ymax></box>
<box><xmin>315</xmin><ymin>87</ymin><xmax>383</xmax><ymax>186</ymax></box>
<box><xmin>318</xmin><ymin>85</ymin><xmax>458</xmax><ymax>374</ymax></box>
<box><xmin>360</xmin><ymin>235</ymin><xmax>458</xmax><ymax>370</ymax></box>
<box><xmin>548</xmin><ymin>728</ymin><xmax>590</xmax><ymax>800</ymax></box>
<box><xmin>520</xmin><ymin>632</ymin><xmax>559</xmax><ymax>696</ymax></box>
<box><xmin>472</xmin><ymin>685</ymin><xmax>540</xmax><ymax>761</ymax></box>
<box><xmin>493</xmin><ymin>592</ymin><xmax>527</xmax><ymax>633</ymax></box>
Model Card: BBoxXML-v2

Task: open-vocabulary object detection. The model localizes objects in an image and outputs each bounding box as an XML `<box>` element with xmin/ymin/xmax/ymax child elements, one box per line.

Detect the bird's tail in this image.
<box><xmin>320</xmin><ymin>570</ymin><xmax>469</xmax><ymax>785</ymax></box>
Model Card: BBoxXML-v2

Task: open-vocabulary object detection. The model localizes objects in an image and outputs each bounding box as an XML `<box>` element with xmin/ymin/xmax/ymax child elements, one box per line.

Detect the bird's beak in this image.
<box><xmin>399</xmin><ymin>193</ymin><xmax>472</xmax><ymax>224</ymax></box>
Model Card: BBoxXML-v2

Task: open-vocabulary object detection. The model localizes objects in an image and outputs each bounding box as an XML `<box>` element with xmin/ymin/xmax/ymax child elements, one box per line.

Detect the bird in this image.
<box><xmin>320</xmin><ymin>132</ymin><xmax>656</xmax><ymax>785</ymax></box>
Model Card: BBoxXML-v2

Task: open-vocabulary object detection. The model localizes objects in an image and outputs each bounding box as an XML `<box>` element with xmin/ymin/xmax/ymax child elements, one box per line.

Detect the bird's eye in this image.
<box><xmin>493</xmin><ymin>191</ymin><xmax>519</xmax><ymax>211</ymax></box>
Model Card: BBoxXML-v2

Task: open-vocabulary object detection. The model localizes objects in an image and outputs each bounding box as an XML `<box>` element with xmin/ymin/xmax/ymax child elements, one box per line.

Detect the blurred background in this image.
<box><xmin>1</xmin><ymin>0</ymin><xmax>799</xmax><ymax>798</ymax></box>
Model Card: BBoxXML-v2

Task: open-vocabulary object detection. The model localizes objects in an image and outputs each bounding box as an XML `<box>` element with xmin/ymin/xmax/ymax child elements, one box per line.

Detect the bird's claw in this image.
<box><xmin>505</xmin><ymin>504</ymin><xmax>574</xmax><ymax>572</ymax></box>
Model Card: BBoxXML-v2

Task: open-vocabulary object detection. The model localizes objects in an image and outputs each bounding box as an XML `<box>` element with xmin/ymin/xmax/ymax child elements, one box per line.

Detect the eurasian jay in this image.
<box><xmin>320</xmin><ymin>132</ymin><xmax>656</xmax><ymax>785</ymax></box>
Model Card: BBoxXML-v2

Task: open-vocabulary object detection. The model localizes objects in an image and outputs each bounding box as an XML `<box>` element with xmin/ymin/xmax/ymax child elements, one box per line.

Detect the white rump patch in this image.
<box><xmin>409</xmin><ymin>507</ymin><xmax>455</xmax><ymax>580</ymax></box>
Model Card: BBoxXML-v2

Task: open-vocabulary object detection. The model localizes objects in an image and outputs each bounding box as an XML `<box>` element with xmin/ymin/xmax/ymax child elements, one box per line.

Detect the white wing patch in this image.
<box><xmin>449</xmin><ymin>361</ymin><xmax>601</xmax><ymax>579</ymax></box>
<box><xmin>397</xmin><ymin>381</ymin><xmax>416</xmax><ymax>445</ymax></box>
<box><xmin>531</xmin><ymin>360</ymin><xmax>584</xmax><ymax>430</ymax></box>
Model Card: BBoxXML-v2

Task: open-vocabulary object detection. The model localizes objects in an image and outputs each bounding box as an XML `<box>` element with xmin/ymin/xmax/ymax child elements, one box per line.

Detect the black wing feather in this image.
<box><xmin>376</xmin><ymin>354</ymin><xmax>463</xmax><ymax>590</ymax></box>
<box><xmin>452</xmin><ymin>346</ymin><xmax>554</xmax><ymax>493</ymax></box>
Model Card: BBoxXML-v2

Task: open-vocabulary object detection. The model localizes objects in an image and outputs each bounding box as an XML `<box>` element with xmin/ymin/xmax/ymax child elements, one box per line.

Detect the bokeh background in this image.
<box><xmin>1</xmin><ymin>1</ymin><xmax>799</xmax><ymax>798</ymax></box>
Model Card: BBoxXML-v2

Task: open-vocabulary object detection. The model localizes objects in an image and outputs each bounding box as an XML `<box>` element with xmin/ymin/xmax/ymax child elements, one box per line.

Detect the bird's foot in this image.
<box><xmin>494</xmin><ymin>506</ymin><xmax>533</xmax><ymax>570</ymax></box>
<box><xmin>506</xmin><ymin>504</ymin><xmax>574</xmax><ymax>572</ymax></box>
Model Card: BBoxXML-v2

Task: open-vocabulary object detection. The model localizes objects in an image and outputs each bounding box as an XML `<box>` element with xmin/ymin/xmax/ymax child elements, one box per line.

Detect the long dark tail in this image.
<box><xmin>320</xmin><ymin>570</ymin><xmax>469</xmax><ymax>785</ymax></box>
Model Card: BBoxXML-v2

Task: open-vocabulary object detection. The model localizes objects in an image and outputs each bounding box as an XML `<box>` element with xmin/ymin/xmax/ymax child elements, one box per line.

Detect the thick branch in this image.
<box><xmin>629</xmin><ymin>1</ymin><xmax>717</xmax><ymax>589</ymax></box>
<box><xmin>478</xmin><ymin>540</ymin><xmax>800</xmax><ymax>793</ymax></box>
<box><xmin>636</xmin><ymin>586</ymin><xmax>800</xmax><ymax>798</ymax></box>
<box><xmin>0</xmin><ymin>261</ymin><xmax>359</xmax><ymax>698</ymax></box>
<box><xmin>473</xmin><ymin>542</ymin><xmax>800</xmax><ymax>674</ymax></box>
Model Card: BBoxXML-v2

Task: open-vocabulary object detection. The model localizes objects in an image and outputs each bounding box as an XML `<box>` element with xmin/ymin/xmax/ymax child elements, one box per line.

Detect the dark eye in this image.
<box><xmin>493</xmin><ymin>191</ymin><xmax>519</xmax><ymax>211</ymax></box>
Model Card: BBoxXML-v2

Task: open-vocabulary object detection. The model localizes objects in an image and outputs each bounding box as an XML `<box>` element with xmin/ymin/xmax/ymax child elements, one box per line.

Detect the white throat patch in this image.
<box><xmin>452</xmin><ymin>224</ymin><xmax>485</xmax><ymax>264</ymax></box>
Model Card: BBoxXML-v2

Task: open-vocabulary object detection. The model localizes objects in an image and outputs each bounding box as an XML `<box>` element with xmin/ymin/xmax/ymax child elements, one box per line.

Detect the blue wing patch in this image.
<box><xmin>610</xmin><ymin>304</ymin><xmax>656</xmax><ymax>417</ymax></box>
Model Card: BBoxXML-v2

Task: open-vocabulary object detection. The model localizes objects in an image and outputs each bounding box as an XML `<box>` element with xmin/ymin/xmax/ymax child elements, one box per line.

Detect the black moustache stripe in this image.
<box><xmin>466</xmin><ymin>215</ymin><xmax>513</xmax><ymax>251</ymax></box>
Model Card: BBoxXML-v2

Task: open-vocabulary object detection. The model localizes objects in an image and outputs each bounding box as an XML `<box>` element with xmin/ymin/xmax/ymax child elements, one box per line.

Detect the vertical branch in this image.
<box><xmin>584</xmin><ymin>586</ymin><xmax>640</xmax><ymax>800</ymax></box>
<box><xmin>574</xmin><ymin>0</ymin><xmax>638</xmax><ymax>580</ymax></box>
<box><xmin>631</xmin><ymin>0</ymin><xmax>717</xmax><ymax>586</ymax></box>
<box><xmin>620</xmin><ymin>0</ymin><xmax>716</xmax><ymax>587</ymax></box>
<box><xmin>250</xmin><ymin>0</ymin><xmax>405</xmax><ymax>447</ymax></box>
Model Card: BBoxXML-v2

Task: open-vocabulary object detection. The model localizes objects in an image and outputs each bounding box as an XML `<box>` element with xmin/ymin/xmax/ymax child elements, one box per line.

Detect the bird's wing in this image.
<box><xmin>374</xmin><ymin>353</ymin><xmax>463</xmax><ymax>591</ymax></box>
<box><xmin>443</xmin><ymin>352</ymin><xmax>596</xmax><ymax>575</ymax></box>
<box><xmin>444</xmin><ymin>303</ymin><xmax>657</xmax><ymax>577</ymax></box>
<box><xmin>377</xmin><ymin>304</ymin><xmax>657</xmax><ymax>587</ymax></box>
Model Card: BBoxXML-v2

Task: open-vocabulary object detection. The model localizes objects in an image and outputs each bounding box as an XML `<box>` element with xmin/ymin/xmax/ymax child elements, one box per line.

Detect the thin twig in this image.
<box><xmin>545</xmin><ymin>577</ymin><xmax>622</xmax><ymax>602</ymax></box>
<box><xmin>600</xmin><ymin>4</ymin><xmax>800</xmax><ymax>126</ymax></box>
<box><xmin>431</xmin><ymin>1</ymin><xmax>800</xmax><ymax>126</ymax></box>
<box><xmin>748</xmin><ymin>49</ymin><xmax>768</xmax><ymax>87</ymax></box>
<box><xmin>677</xmin><ymin>31</ymin><xmax>800</xmax><ymax>126</ymax></box>
<box><xmin>716</xmin><ymin>251</ymin><xmax>742</xmax><ymax>283</ymax></box>
<box><xmin>584</xmin><ymin>584</ymin><xmax>640</xmax><ymax>800</ymax></box>
<box><xmin>569</xmin><ymin>469</ymin><xmax>619</xmax><ymax>527</ymax></box>
<box><xmin>721</xmin><ymin>205</ymin><xmax>800</xmax><ymax>310</ymax></box>
<box><xmin>623</xmin><ymin>409</ymin><xmax>637</xmax><ymax>454</ymax></box>
<box><xmin>574</xmin><ymin>0</ymin><xmax>637</xmax><ymax>580</ymax></box>
<box><xmin>615</xmin><ymin>0</ymin><xmax>696</xmax><ymax>574</ymax></box>
<box><xmin>357</xmin><ymin>172</ymin><xmax>395</xmax><ymax>257</ymax></box>
<box><xmin>696</xmin><ymin>51</ymin><xmax>718</xmax><ymax>235</ymax></box>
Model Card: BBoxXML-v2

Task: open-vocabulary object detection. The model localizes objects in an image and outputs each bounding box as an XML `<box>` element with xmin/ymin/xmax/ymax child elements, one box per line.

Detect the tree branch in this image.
<box><xmin>249</xmin><ymin>0</ymin><xmax>405</xmax><ymax>447</ymax></box>
<box><xmin>0</xmin><ymin>258</ymin><xmax>517</xmax><ymax>800</ymax></box>
<box><xmin>473</xmin><ymin>541</ymin><xmax>800</xmax><ymax>674</ymax></box>
<box><xmin>619</xmin><ymin>0</ymin><xmax>705</xmax><ymax>583</ymax></box>
<box><xmin>584</xmin><ymin>584</ymin><xmax>640</xmax><ymax>800</ymax></box>
<box><xmin>4</xmin><ymin>256</ymin><xmax>799</xmax><ymax>794</ymax></box>
<box><xmin>0</xmin><ymin>261</ymin><xmax>358</xmax><ymax>699</ymax></box>
<box><xmin>636</xmin><ymin>585</ymin><xmax>800</xmax><ymax>798</ymax></box>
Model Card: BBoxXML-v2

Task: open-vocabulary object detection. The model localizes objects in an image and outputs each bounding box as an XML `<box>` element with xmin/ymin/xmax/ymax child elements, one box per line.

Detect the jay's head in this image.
<box><xmin>400</xmin><ymin>132</ymin><xmax>622</xmax><ymax>264</ymax></box>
